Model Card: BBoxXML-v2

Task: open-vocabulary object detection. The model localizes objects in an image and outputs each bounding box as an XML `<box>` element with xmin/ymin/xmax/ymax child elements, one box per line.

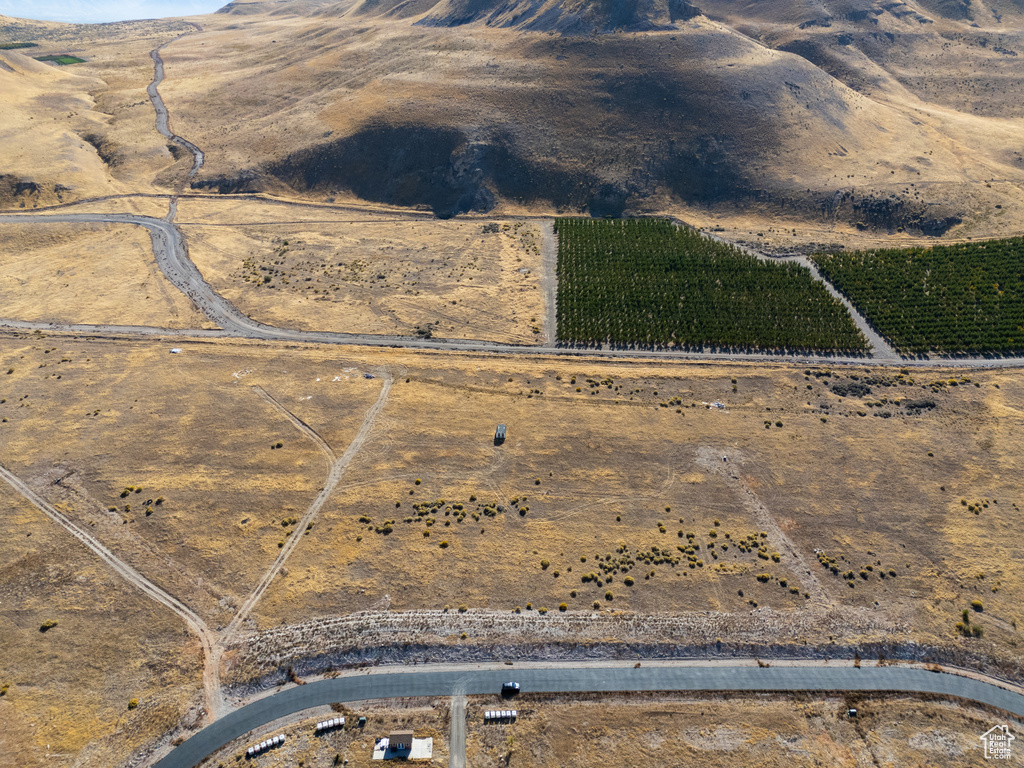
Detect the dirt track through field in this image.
<box><xmin>688</xmin><ymin>220</ymin><xmax>900</xmax><ymax>360</ymax></box>
<box><xmin>220</xmin><ymin>373</ymin><xmax>394</xmax><ymax>644</ymax></box>
<box><xmin>250</xmin><ymin>385</ymin><xmax>336</xmax><ymax>465</ymax></box>
<box><xmin>696</xmin><ymin>447</ymin><xmax>828</xmax><ymax>606</ymax></box>
<box><xmin>779</xmin><ymin>254</ymin><xmax>901</xmax><ymax>361</ymax></box>
<box><xmin>0</xmin><ymin>463</ymin><xmax>222</xmax><ymax>720</ymax></box>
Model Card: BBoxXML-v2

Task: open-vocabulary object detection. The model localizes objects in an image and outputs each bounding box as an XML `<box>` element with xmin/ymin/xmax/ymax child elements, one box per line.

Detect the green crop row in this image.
<box><xmin>554</xmin><ymin>218</ymin><xmax>867</xmax><ymax>352</ymax></box>
<box><xmin>812</xmin><ymin>237</ymin><xmax>1024</xmax><ymax>355</ymax></box>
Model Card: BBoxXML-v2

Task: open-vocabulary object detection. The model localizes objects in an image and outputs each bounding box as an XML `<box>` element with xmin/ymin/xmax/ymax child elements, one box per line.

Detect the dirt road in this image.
<box><xmin>0</xmin><ymin>463</ymin><xmax>222</xmax><ymax>719</ymax></box>
<box><xmin>449</xmin><ymin>692</ymin><xmax>467</xmax><ymax>768</ymax></box>
<box><xmin>539</xmin><ymin>220</ymin><xmax>558</xmax><ymax>345</ymax></box>
<box><xmin>149</xmin><ymin>42</ymin><xmax>205</xmax><ymax>179</ymax></box>
<box><xmin>220</xmin><ymin>373</ymin><xmax>394</xmax><ymax>643</ymax></box>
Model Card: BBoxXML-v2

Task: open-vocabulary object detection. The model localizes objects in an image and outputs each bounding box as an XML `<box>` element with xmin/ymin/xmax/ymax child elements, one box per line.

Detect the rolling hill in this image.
<box><xmin>2</xmin><ymin>0</ymin><xmax>1022</xmax><ymax>234</ymax></box>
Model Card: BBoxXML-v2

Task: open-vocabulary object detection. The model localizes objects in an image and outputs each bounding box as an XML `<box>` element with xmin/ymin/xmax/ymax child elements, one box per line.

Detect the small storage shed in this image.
<box><xmin>494</xmin><ymin>424</ymin><xmax>507</xmax><ymax>444</ymax></box>
<box><xmin>389</xmin><ymin>731</ymin><xmax>414</xmax><ymax>751</ymax></box>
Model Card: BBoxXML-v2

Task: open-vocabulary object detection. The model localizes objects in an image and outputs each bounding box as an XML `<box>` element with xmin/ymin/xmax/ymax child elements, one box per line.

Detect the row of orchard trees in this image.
<box><xmin>811</xmin><ymin>237</ymin><xmax>1024</xmax><ymax>355</ymax></box>
<box><xmin>554</xmin><ymin>218</ymin><xmax>868</xmax><ymax>352</ymax></box>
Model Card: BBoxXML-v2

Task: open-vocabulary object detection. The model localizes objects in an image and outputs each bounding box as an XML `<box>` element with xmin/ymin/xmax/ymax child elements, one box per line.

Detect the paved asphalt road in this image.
<box><xmin>153</xmin><ymin>664</ymin><xmax>1024</xmax><ymax>768</ymax></box>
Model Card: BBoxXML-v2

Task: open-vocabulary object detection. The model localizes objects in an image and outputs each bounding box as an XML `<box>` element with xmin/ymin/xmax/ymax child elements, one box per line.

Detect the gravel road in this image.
<box><xmin>449</xmin><ymin>692</ymin><xmax>467</xmax><ymax>768</ymax></box>
<box><xmin>149</xmin><ymin>43</ymin><xmax>204</xmax><ymax>179</ymax></box>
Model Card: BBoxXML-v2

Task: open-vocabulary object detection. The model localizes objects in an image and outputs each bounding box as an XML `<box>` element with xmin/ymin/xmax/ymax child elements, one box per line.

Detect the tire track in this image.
<box><xmin>696</xmin><ymin>447</ymin><xmax>828</xmax><ymax>606</ymax></box>
<box><xmin>0</xmin><ymin>463</ymin><xmax>221</xmax><ymax>721</ymax></box>
<box><xmin>250</xmin><ymin>385</ymin><xmax>336</xmax><ymax>465</ymax></box>
<box><xmin>220</xmin><ymin>372</ymin><xmax>394</xmax><ymax>642</ymax></box>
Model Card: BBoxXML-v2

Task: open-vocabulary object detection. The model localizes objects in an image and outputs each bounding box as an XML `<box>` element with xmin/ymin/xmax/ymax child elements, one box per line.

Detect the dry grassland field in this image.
<box><xmin>466</xmin><ymin>693</ymin><xmax>1024</xmax><ymax>768</ymax></box>
<box><xmin>6</xmin><ymin>336</ymin><xmax>1010</xmax><ymax>683</ymax></box>
<box><xmin>0</xmin><ymin>335</ymin><xmax>386</xmax><ymax>629</ymax></box>
<box><xmin>0</xmin><ymin>222</ymin><xmax>213</xmax><ymax>328</ymax></box>
<box><xmin>175</xmin><ymin>198</ymin><xmax>547</xmax><ymax>342</ymax></box>
<box><xmin>250</xmin><ymin>354</ymin><xmax>1023</xmax><ymax>637</ymax></box>
<box><xmin>2</xmin><ymin>338</ymin><xmax>1023</xmax><ymax>651</ymax></box>
<box><xmin>0</xmin><ymin>483</ymin><xmax>201</xmax><ymax>768</ymax></box>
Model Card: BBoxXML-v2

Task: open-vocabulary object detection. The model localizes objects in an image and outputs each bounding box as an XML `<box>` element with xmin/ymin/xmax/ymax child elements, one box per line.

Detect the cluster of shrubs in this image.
<box><xmin>956</xmin><ymin>603</ymin><xmax>985</xmax><ymax>638</ymax></box>
<box><xmin>361</xmin><ymin>492</ymin><xmax>533</xmax><ymax>536</ymax></box>
<box><xmin>816</xmin><ymin>550</ymin><xmax>898</xmax><ymax>587</ymax></box>
<box><xmin>960</xmin><ymin>498</ymin><xmax>995</xmax><ymax>516</ymax></box>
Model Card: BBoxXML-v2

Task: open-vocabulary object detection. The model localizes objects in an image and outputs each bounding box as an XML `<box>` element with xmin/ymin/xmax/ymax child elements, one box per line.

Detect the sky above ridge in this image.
<box><xmin>0</xmin><ymin>1</ymin><xmax>227</xmax><ymax>23</ymax></box>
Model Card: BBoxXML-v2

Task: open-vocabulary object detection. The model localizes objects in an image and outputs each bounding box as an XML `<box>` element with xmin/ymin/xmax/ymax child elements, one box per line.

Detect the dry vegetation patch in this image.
<box><xmin>0</xmin><ymin>484</ymin><xmax>201</xmax><ymax>768</ymax></box>
<box><xmin>179</xmin><ymin>207</ymin><xmax>545</xmax><ymax>342</ymax></box>
<box><xmin>467</xmin><ymin>692</ymin><xmax>1013</xmax><ymax>768</ymax></box>
<box><xmin>0</xmin><ymin>222</ymin><xmax>212</xmax><ymax>328</ymax></box>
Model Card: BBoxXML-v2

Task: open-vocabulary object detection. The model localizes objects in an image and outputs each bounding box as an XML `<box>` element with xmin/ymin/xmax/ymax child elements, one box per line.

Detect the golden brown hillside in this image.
<box><xmin>143</xmin><ymin>0</ymin><xmax>1023</xmax><ymax>234</ymax></box>
<box><xmin>1</xmin><ymin>0</ymin><xmax>1021</xmax><ymax>235</ymax></box>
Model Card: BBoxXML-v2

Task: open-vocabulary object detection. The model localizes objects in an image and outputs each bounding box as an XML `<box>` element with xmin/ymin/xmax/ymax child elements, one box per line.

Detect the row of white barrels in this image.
<box><xmin>484</xmin><ymin>710</ymin><xmax>517</xmax><ymax>722</ymax></box>
<box><xmin>247</xmin><ymin>734</ymin><xmax>285</xmax><ymax>757</ymax></box>
<box><xmin>316</xmin><ymin>717</ymin><xmax>345</xmax><ymax>732</ymax></box>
